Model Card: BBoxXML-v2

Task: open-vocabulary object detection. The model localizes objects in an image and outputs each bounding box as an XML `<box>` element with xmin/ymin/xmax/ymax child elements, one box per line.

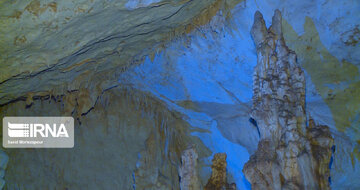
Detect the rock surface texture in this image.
<box><xmin>243</xmin><ymin>10</ymin><xmax>334</xmax><ymax>190</ymax></box>
<box><xmin>179</xmin><ymin>147</ymin><xmax>201</xmax><ymax>190</ymax></box>
<box><xmin>1</xmin><ymin>0</ymin><xmax>359</xmax><ymax>189</ymax></box>
<box><xmin>0</xmin><ymin>87</ymin><xmax>211</xmax><ymax>189</ymax></box>
<box><xmin>0</xmin><ymin>0</ymin><xmax>240</xmax><ymax>106</ymax></box>
<box><xmin>204</xmin><ymin>153</ymin><xmax>236</xmax><ymax>190</ymax></box>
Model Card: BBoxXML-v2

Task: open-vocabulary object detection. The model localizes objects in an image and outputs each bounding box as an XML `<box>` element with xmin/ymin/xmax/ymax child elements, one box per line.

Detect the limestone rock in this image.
<box><xmin>0</xmin><ymin>87</ymin><xmax>211</xmax><ymax>189</ymax></box>
<box><xmin>0</xmin><ymin>0</ymin><xmax>240</xmax><ymax>106</ymax></box>
<box><xmin>307</xmin><ymin>118</ymin><xmax>334</xmax><ymax>190</ymax></box>
<box><xmin>179</xmin><ymin>147</ymin><xmax>201</xmax><ymax>190</ymax></box>
<box><xmin>243</xmin><ymin>10</ymin><xmax>334</xmax><ymax>190</ymax></box>
<box><xmin>205</xmin><ymin>153</ymin><xmax>236</xmax><ymax>190</ymax></box>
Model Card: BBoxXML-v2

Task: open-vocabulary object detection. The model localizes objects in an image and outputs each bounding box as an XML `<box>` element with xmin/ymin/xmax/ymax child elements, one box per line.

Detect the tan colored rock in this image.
<box><xmin>243</xmin><ymin>140</ymin><xmax>281</xmax><ymax>190</ymax></box>
<box><xmin>243</xmin><ymin>10</ymin><xmax>334</xmax><ymax>190</ymax></box>
<box><xmin>0</xmin><ymin>0</ymin><xmax>241</xmax><ymax>106</ymax></box>
<box><xmin>205</xmin><ymin>153</ymin><xmax>236</xmax><ymax>190</ymax></box>
<box><xmin>307</xmin><ymin>118</ymin><xmax>334</xmax><ymax>190</ymax></box>
<box><xmin>205</xmin><ymin>153</ymin><xmax>227</xmax><ymax>190</ymax></box>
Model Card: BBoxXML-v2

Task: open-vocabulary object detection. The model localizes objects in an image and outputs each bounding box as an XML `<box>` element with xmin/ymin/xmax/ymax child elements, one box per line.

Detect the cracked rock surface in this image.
<box><xmin>1</xmin><ymin>0</ymin><xmax>360</xmax><ymax>189</ymax></box>
<box><xmin>243</xmin><ymin>10</ymin><xmax>334</xmax><ymax>190</ymax></box>
<box><xmin>0</xmin><ymin>0</ymin><xmax>239</xmax><ymax>106</ymax></box>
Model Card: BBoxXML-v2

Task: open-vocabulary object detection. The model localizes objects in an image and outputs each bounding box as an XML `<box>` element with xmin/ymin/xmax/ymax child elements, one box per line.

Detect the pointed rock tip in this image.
<box><xmin>251</xmin><ymin>11</ymin><xmax>267</xmax><ymax>47</ymax></box>
<box><xmin>254</xmin><ymin>11</ymin><xmax>264</xmax><ymax>20</ymax></box>
<box><xmin>274</xmin><ymin>9</ymin><xmax>282</xmax><ymax>19</ymax></box>
<box><xmin>271</xmin><ymin>9</ymin><xmax>283</xmax><ymax>36</ymax></box>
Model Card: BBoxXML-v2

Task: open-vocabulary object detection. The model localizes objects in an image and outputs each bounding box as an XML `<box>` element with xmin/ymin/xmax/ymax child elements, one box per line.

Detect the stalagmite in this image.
<box><xmin>243</xmin><ymin>10</ymin><xmax>334</xmax><ymax>190</ymax></box>
<box><xmin>204</xmin><ymin>153</ymin><xmax>236</xmax><ymax>190</ymax></box>
<box><xmin>179</xmin><ymin>147</ymin><xmax>201</xmax><ymax>190</ymax></box>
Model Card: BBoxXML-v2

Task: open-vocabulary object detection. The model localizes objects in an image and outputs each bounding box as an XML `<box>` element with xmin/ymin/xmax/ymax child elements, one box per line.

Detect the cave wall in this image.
<box><xmin>0</xmin><ymin>87</ymin><xmax>213</xmax><ymax>189</ymax></box>
<box><xmin>0</xmin><ymin>0</ymin><xmax>360</xmax><ymax>189</ymax></box>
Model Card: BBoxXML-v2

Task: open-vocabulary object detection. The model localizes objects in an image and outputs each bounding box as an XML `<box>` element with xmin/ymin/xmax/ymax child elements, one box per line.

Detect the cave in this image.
<box><xmin>0</xmin><ymin>0</ymin><xmax>360</xmax><ymax>189</ymax></box>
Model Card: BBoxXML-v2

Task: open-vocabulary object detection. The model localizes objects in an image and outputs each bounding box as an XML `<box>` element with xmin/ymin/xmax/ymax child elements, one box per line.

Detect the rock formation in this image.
<box><xmin>1</xmin><ymin>87</ymin><xmax>212</xmax><ymax>189</ymax></box>
<box><xmin>243</xmin><ymin>10</ymin><xmax>334</xmax><ymax>190</ymax></box>
<box><xmin>204</xmin><ymin>153</ymin><xmax>236</xmax><ymax>190</ymax></box>
<box><xmin>178</xmin><ymin>150</ymin><xmax>236</xmax><ymax>190</ymax></box>
<box><xmin>179</xmin><ymin>147</ymin><xmax>201</xmax><ymax>190</ymax></box>
<box><xmin>306</xmin><ymin>118</ymin><xmax>335</xmax><ymax>190</ymax></box>
<box><xmin>1</xmin><ymin>1</ymin><xmax>359</xmax><ymax>189</ymax></box>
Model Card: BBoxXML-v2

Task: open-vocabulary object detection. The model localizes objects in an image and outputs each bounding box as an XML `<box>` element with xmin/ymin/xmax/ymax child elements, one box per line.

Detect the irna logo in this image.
<box><xmin>8</xmin><ymin>122</ymin><xmax>69</xmax><ymax>138</ymax></box>
<box><xmin>3</xmin><ymin>117</ymin><xmax>74</xmax><ymax>148</ymax></box>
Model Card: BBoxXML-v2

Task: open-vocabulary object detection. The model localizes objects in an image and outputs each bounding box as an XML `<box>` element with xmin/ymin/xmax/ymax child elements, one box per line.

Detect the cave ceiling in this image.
<box><xmin>0</xmin><ymin>0</ymin><xmax>360</xmax><ymax>189</ymax></box>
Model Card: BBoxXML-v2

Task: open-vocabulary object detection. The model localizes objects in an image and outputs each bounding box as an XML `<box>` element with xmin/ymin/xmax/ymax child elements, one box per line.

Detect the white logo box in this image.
<box><xmin>3</xmin><ymin>117</ymin><xmax>74</xmax><ymax>148</ymax></box>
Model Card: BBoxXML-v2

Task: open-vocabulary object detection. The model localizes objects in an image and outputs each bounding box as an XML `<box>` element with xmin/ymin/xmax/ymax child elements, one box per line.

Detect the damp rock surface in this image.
<box><xmin>0</xmin><ymin>87</ymin><xmax>211</xmax><ymax>189</ymax></box>
<box><xmin>0</xmin><ymin>0</ymin><xmax>360</xmax><ymax>189</ymax></box>
<box><xmin>243</xmin><ymin>10</ymin><xmax>334</xmax><ymax>190</ymax></box>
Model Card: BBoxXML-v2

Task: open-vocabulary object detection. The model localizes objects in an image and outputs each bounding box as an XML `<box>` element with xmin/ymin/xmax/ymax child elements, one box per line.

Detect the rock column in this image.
<box><xmin>243</xmin><ymin>10</ymin><xmax>334</xmax><ymax>190</ymax></box>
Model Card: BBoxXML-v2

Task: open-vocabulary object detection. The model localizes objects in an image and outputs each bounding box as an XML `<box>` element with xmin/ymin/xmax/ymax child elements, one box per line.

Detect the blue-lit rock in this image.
<box><xmin>243</xmin><ymin>10</ymin><xmax>333</xmax><ymax>190</ymax></box>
